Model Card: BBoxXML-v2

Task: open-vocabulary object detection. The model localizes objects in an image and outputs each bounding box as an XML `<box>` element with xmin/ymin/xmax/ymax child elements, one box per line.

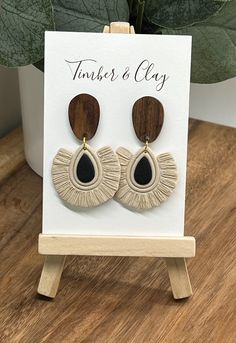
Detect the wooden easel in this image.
<box><xmin>38</xmin><ymin>22</ymin><xmax>196</xmax><ymax>300</ymax></box>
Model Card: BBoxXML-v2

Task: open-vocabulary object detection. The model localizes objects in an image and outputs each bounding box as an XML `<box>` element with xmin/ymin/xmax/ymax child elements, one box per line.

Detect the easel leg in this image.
<box><xmin>165</xmin><ymin>258</ymin><xmax>192</xmax><ymax>299</ymax></box>
<box><xmin>38</xmin><ymin>255</ymin><xmax>66</xmax><ymax>298</ymax></box>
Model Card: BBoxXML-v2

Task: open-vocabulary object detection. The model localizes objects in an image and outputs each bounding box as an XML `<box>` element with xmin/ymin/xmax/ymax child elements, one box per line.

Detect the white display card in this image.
<box><xmin>43</xmin><ymin>31</ymin><xmax>192</xmax><ymax>236</ymax></box>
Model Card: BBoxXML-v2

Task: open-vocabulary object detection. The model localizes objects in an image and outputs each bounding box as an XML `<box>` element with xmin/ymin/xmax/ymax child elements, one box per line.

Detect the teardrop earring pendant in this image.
<box><xmin>52</xmin><ymin>94</ymin><xmax>121</xmax><ymax>208</ymax></box>
<box><xmin>115</xmin><ymin>96</ymin><xmax>177</xmax><ymax>210</ymax></box>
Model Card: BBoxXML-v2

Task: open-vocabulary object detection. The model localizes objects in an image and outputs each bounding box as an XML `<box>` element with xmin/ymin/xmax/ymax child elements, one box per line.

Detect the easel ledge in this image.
<box><xmin>38</xmin><ymin>22</ymin><xmax>196</xmax><ymax>300</ymax></box>
<box><xmin>39</xmin><ymin>234</ymin><xmax>195</xmax><ymax>257</ymax></box>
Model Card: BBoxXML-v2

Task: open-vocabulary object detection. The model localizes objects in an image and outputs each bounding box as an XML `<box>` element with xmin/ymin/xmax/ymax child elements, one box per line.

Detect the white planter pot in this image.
<box><xmin>18</xmin><ymin>65</ymin><xmax>44</xmax><ymax>176</ymax></box>
<box><xmin>190</xmin><ymin>78</ymin><xmax>236</xmax><ymax>128</ymax></box>
<box><xmin>18</xmin><ymin>65</ymin><xmax>236</xmax><ymax>177</ymax></box>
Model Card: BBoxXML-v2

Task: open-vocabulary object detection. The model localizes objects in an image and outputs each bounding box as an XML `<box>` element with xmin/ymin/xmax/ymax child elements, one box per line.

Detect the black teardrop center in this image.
<box><xmin>134</xmin><ymin>156</ymin><xmax>152</xmax><ymax>186</ymax></box>
<box><xmin>76</xmin><ymin>153</ymin><xmax>95</xmax><ymax>183</ymax></box>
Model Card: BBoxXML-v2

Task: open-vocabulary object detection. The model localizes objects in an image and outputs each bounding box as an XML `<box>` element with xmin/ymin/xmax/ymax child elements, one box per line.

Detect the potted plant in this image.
<box><xmin>1</xmin><ymin>0</ymin><xmax>235</xmax><ymax>176</ymax></box>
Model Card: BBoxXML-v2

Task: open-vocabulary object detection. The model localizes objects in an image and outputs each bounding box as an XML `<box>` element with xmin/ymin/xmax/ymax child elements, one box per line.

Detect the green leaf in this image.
<box><xmin>34</xmin><ymin>0</ymin><xmax>130</xmax><ymax>71</ymax></box>
<box><xmin>162</xmin><ymin>0</ymin><xmax>236</xmax><ymax>83</ymax></box>
<box><xmin>145</xmin><ymin>0</ymin><xmax>225</xmax><ymax>29</ymax></box>
<box><xmin>52</xmin><ymin>0</ymin><xmax>129</xmax><ymax>32</ymax></box>
<box><xmin>0</xmin><ymin>0</ymin><xmax>55</xmax><ymax>67</ymax></box>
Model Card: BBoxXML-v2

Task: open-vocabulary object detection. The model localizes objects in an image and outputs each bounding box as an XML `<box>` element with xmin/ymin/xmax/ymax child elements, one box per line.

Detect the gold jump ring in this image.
<box><xmin>144</xmin><ymin>139</ymin><xmax>149</xmax><ymax>152</ymax></box>
<box><xmin>83</xmin><ymin>136</ymin><xmax>87</xmax><ymax>150</ymax></box>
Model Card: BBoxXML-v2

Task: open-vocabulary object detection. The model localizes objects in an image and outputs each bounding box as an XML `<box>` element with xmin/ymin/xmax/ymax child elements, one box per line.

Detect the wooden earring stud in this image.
<box><xmin>52</xmin><ymin>94</ymin><xmax>121</xmax><ymax>208</ymax></box>
<box><xmin>115</xmin><ymin>96</ymin><xmax>177</xmax><ymax>210</ymax></box>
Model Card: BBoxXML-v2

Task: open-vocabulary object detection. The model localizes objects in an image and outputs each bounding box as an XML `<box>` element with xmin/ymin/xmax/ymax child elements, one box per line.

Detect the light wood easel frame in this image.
<box><xmin>38</xmin><ymin>22</ymin><xmax>196</xmax><ymax>300</ymax></box>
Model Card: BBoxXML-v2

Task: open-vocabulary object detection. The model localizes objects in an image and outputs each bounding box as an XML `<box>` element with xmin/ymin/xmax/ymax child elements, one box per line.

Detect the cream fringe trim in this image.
<box><xmin>115</xmin><ymin>147</ymin><xmax>177</xmax><ymax>210</ymax></box>
<box><xmin>52</xmin><ymin>146</ymin><xmax>121</xmax><ymax>208</ymax></box>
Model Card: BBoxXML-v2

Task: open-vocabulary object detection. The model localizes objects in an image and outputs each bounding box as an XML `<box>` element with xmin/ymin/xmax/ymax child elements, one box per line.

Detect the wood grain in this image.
<box><xmin>69</xmin><ymin>93</ymin><xmax>100</xmax><ymax>141</ymax></box>
<box><xmin>0</xmin><ymin>127</ymin><xmax>25</xmax><ymax>185</ymax></box>
<box><xmin>132</xmin><ymin>96</ymin><xmax>164</xmax><ymax>143</ymax></box>
<box><xmin>0</xmin><ymin>119</ymin><xmax>236</xmax><ymax>342</ymax></box>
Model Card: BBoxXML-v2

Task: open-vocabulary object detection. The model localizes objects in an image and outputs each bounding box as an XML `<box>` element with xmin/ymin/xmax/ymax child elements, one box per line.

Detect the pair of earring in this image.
<box><xmin>52</xmin><ymin>94</ymin><xmax>177</xmax><ymax>210</ymax></box>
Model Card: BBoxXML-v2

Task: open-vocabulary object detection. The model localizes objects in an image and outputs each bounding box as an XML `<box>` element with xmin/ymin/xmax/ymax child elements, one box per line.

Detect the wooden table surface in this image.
<box><xmin>0</xmin><ymin>120</ymin><xmax>236</xmax><ymax>343</ymax></box>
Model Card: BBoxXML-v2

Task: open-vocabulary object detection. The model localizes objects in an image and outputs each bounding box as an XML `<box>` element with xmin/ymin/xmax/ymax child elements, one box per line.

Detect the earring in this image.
<box><xmin>52</xmin><ymin>94</ymin><xmax>121</xmax><ymax>208</ymax></box>
<box><xmin>115</xmin><ymin>96</ymin><xmax>177</xmax><ymax>210</ymax></box>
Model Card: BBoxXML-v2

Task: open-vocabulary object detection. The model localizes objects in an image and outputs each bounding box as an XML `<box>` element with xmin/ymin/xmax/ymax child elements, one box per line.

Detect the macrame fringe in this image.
<box><xmin>52</xmin><ymin>146</ymin><xmax>120</xmax><ymax>208</ymax></box>
<box><xmin>115</xmin><ymin>147</ymin><xmax>177</xmax><ymax>210</ymax></box>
